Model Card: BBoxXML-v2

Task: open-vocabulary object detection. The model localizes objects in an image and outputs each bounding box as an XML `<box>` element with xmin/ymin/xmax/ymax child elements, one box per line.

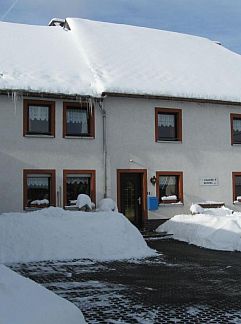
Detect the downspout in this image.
<box><xmin>97</xmin><ymin>96</ymin><xmax>107</xmax><ymax>198</ymax></box>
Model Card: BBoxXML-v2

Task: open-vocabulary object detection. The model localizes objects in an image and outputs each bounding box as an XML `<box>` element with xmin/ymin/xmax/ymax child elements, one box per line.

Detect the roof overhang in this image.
<box><xmin>102</xmin><ymin>92</ymin><xmax>241</xmax><ymax>106</ymax></box>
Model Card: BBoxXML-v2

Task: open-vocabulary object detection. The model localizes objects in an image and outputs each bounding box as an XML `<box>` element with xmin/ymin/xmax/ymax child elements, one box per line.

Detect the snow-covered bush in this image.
<box><xmin>97</xmin><ymin>198</ymin><xmax>118</xmax><ymax>212</ymax></box>
<box><xmin>76</xmin><ymin>194</ymin><xmax>92</xmax><ymax>211</ymax></box>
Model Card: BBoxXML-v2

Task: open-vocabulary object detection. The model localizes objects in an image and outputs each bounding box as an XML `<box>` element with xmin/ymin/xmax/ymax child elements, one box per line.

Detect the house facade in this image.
<box><xmin>1</xmin><ymin>18</ymin><xmax>241</xmax><ymax>228</ymax></box>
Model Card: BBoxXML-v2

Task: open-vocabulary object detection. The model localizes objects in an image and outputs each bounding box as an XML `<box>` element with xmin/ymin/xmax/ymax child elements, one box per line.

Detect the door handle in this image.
<box><xmin>137</xmin><ymin>196</ymin><xmax>141</xmax><ymax>205</ymax></box>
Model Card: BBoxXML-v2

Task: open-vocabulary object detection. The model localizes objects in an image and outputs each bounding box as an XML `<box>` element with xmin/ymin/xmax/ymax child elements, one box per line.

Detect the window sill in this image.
<box><xmin>24</xmin><ymin>207</ymin><xmax>49</xmax><ymax>211</ymax></box>
<box><xmin>156</xmin><ymin>140</ymin><xmax>182</xmax><ymax>144</ymax></box>
<box><xmin>233</xmin><ymin>201</ymin><xmax>241</xmax><ymax>205</ymax></box>
<box><xmin>232</xmin><ymin>143</ymin><xmax>241</xmax><ymax>146</ymax></box>
<box><xmin>159</xmin><ymin>202</ymin><xmax>184</xmax><ymax>207</ymax></box>
<box><xmin>64</xmin><ymin>136</ymin><xmax>95</xmax><ymax>139</ymax></box>
<box><xmin>24</xmin><ymin>134</ymin><xmax>54</xmax><ymax>138</ymax></box>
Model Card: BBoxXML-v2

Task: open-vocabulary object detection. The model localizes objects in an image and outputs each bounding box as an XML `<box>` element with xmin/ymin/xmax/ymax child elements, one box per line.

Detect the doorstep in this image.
<box><xmin>143</xmin><ymin>218</ymin><xmax>169</xmax><ymax>232</ymax></box>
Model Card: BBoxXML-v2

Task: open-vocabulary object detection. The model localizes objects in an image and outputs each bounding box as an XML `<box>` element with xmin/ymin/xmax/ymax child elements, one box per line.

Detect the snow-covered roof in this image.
<box><xmin>0</xmin><ymin>20</ymin><xmax>97</xmax><ymax>97</ymax></box>
<box><xmin>1</xmin><ymin>18</ymin><xmax>241</xmax><ymax>103</ymax></box>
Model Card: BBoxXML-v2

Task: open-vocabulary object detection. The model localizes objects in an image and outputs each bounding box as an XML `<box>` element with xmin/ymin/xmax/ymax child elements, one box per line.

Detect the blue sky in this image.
<box><xmin>1</xmin><ymin>0</ymin><xmax>241</xmax><ymax>54</ymax></box>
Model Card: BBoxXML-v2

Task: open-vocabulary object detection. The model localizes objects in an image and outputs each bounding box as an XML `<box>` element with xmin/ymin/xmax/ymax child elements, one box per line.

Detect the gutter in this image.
<box><xmin>102</xmin><ymin>92</ymin><xmax>241</xmax><ymax>107</ymax></box>
<box><xmin>0</xmin><ymin>89</ymin><xmax>100</xmax><ymax>102</ymax></box>
<box><xmin>97</xmin><ymin>96</ymin><xmax>107</xmax><ymax>198</ymax></box>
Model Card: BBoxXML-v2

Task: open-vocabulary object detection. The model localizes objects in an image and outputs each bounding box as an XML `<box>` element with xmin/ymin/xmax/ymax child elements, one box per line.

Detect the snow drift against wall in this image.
<box><xmin>157</xmin><ymin>208</ymin><xmax>241</xmax><ymax>251</ymax></box>
<box><xmin>0</xmin><ymin>207</ymin><xmax>155</xmax><ymax>263</ymax></box>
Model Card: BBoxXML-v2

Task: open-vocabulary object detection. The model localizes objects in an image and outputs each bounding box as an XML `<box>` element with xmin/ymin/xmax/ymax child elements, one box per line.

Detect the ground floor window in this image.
<box><xmin>63</xmin><ymin>170</ymin><xmax>96</xmax><ymax>206</ymax></box>
<box><xmin>233</xmin><ymin>172</ymin><xmax>241</xmax><ymax>202</ymax></box>
<box><xmin>23</xmin><ymin>170</ymin><xmax>56</xmax><ymax>208</ymax></box>
<box><xmin>156</xmin><ymin>171</ymin><xmax>183</xmax><ymax>203</ymax></box>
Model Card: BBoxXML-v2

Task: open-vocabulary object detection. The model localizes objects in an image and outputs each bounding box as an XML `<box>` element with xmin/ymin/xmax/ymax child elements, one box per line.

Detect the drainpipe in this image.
<box><xmin>97</xmin><ymin>96</ymin><xmax>107</xmax><ymax>198</ymax></box>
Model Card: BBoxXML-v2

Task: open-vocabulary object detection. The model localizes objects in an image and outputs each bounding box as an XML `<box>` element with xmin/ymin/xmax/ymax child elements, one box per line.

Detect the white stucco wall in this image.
<box><xmin>104</xmin><ymin>96</ymin><xmax>241</xmax><ymax>218</ymax></box>
<box><xmin>0</xmin><ymin>95</ymin><xmax>104</xmax><ymax>213</ymax></box>
<box><xmin>1</xmin><ymin>94</ymin><xmax>241</xmax><ymax>218</ymax></box>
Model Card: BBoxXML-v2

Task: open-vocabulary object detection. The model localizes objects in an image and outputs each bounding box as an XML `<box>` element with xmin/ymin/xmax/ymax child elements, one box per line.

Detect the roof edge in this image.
<box><xmin>0</xmin><ymin>89</ymin><xmax>100</xmax><ymax>101</ymax></box>
<box><xmin>102</xmin><ymin>92</ymin><xmax>241</xmax><ymax>106</ymax></box>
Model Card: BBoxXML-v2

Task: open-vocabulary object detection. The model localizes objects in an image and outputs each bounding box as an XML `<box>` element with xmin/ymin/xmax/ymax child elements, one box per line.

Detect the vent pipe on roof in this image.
<box><xmin>48</xmin><ymin>18</ymin><xmax>65</xmax><ymax>27</ymax></box>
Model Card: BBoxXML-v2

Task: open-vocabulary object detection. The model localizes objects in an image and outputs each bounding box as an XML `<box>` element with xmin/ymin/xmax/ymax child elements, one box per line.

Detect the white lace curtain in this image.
<box><xmin>67</xmin><ymin>109</ymin><xmax>88</xmax><ymax>132</ymax></box>
<box><xmin>159</xmin><ymin>176</ymin><xmax>177</xmax><ymax>187</ymax></box>
<box><xmin>158</xmin><ymin>114</ymin><xmax>175</xmax><ymax>127</ymax></box>
<box><xmin>29</xmin><ymin>106</ymin><xmax>49</xmax><ymax>121</ymax></box>
<box><xmin>233</xmin><ymin>119</ymin><xmax>241</xmax><ymax>132</ymax></box>
<box><xmin>67</xmin><ymin>174</ymin><xmax>91</xmax><ymax>185</ymax></box>
<box><xmin>27</xmin><ymin>177</ymin><xmax>49</xmax><ymax>188</ymax></box>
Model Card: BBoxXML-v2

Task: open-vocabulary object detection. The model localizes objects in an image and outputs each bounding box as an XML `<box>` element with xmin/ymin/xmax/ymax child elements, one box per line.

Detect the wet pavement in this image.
<box><xmin>10</xmin><ymin>237</ymin><xmax>241</xmax><ymax>323</ymax></box>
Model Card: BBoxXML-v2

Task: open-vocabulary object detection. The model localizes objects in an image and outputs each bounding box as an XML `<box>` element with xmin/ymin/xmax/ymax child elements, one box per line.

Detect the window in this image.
<box><xmin>231</xmin><ymin>114</ymin><xmax>241</xmax><ymax>144</ymax></box>
<box><xmin>155</xmin><ymin>108</ymin><xmax>182</xmax><ymax>142</ymax></box>
<box><xmin>23</xmin><ymin>99</ymin><xmax>55</xmax><ymax>136</ymax></box>
<box><xmin>23</xmin><ymin>170</ymin><xmax>56</xmax><ymax>209</ymax></box>
<box><xmin>63</xmin><ymin>102</ymin><xmax>95</xmax><ymax>138</ymax></box>
<box><xmin>63</xmin><ymin>170</ymin><xmax>96</xmax><ymax>206</ymax></box>
<box><xmin>156</xmin><ymin>171</ymin><xmax>183</xmax><ymax>203</ymax></box>
<box><xmin>232</xmin><ymin>172</ymin><xmax>241</xmax><ymax>202</ymax></box>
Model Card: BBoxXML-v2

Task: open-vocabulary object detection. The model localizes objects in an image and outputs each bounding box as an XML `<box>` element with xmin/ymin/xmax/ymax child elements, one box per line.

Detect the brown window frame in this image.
<box><xmin>23</xmin><ymin>169</ymin><xmax>56</xmax><ymax>209</ymax></box>
<box><xmin>63</xmin><ymin>170</ymin><xmax>96</xmax><ymax>207</ymax></box>
<box><xmin>23</xmin><ymin>99</ymin><xmax>55</xmax><ymax>137</ymax></box>
<box><xmin>232</xmin><ymin>172</ymin><xmax>241</xmax><ymax>202</ymax></box>
<box><xmin>230</xmin><ymin>113</ymin><xmax>241</xmax><ymax>145</ymax></box>
<box><xmin>156</xmin><ymin>171</ymin><xmax>183</xmax><ymax>204</ymax></box>
<box><xmin>63</xmin><ymin>102</ymin><xmax>95</xmax><ymax>138</ymax></box>
<box><xmin>155</xmin><ymin>107</ymin><xmax>182</xmax><ymax>142</ymax></box>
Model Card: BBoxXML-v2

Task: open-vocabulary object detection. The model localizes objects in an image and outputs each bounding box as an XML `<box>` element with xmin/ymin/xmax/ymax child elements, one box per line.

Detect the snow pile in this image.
<box><xmin>161</xmin><ymin>195</ymin><xmax>177</xmax><ymax>201</ymax></box>
<box><xmin>0</xmin><ymin>265</ymin><xmax>85</xmax><ymax>324</ymax></box>
<box><xmin>97</xmin><ymin>198</ymin><xmax>118</xmax><ymax>212</ymax></box>
<box><xmin>190</xmin><ymin>204</ymin><xmax>233</xmax><ymax>216</ymax></box>
<box><xmin>31</xmin><ymin>199</ymin><xmax>49</xmax><ymax>206</ymax></box>
<box><xmin>76</xmin><ymin>194</ymin><xmax>92</xmax><ymax>210</ymax></box>
<box><xmin>0</xmin><ymin>207</ymin><xmax>155</xmax><ymax>263</ymax></box>
<box><xmin>190</xmin><ymin>204</ymin><xmax>204</xmax><ymax>214</ymax></box>
<box><xmin>157</xmin><ymin>208</ymin><xmax>241</xmax><ymax>251</ymax></box>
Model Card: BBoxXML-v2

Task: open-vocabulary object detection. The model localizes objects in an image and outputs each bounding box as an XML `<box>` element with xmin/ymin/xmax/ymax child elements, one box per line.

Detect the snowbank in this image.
<box><xmin>0</xmin><ymin>265</ymin><xmax>85</xmax><ymax>324</ymax></box>
<box><xmin>0</xmin><ymin>208</ymin><xmax>155</xmax><ymax>263</ymax></box>
<box><xmin>157</xmin><ymin>208</ymin><xmax>241</xmax><ymax>251</ymax></box>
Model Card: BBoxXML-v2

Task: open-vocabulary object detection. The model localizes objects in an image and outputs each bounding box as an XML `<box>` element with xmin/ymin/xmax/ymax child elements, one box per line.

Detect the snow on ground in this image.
<box><xmin>157</xmin><ymin>207</ymin><xmax>241</xmax><ymax>251</ymax></box>
<box><xmin>0</xmin><ymin>207</ymin><xmax>155</xmax><ymax>264</ymax></box>
<box><xmin>0</xmin><ymin>265</ymin><xmax>85</xmax><ymax>324</ymax></box>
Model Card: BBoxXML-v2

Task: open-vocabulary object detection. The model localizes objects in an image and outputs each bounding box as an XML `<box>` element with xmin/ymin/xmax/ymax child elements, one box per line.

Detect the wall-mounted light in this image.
<box><xmin>150</xmin><ymin>176</ymin><xmax>156</xmax><ymax>185</ymax></box>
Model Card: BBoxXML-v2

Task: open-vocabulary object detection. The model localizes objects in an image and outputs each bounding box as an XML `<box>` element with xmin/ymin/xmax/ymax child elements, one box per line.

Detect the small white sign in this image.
<box><xmin>200</xmin><ymin>177</ymin><xmax>219</xmax><ymax>186</ymax></box>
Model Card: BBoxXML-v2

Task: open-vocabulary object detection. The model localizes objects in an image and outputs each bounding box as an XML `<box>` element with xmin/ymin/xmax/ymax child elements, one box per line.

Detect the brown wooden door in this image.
<box><xmin>119</xmin><ymin>173</ymin><xmax>143</xmax><ymax>227</ymax></box>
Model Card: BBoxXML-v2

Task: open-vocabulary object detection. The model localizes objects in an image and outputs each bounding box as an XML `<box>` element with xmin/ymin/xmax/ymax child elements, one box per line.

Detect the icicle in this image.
<box><xmin>11</xmin><ymin>91</ymin><xmax>21</xmax><ymax>115</ymax></box>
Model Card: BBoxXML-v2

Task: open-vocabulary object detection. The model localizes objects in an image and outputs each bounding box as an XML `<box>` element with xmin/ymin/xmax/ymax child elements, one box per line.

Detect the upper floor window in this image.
<box><xmin>23</xmin><ymin>99</ymin><xmax>55</xmax><ymax>136</ymax></box>
<box><xmin>63</xmin><ymin>170</ymin><xmax>96</xmax><ymax>207</ymax></box>
<box><xmin>231</xmin><ymin>113</ymin><xmax>241</xmax><ymax>145</ymax></box>
<box><xmin>155</xmin><ymin>108</ymin><xmax>182</xmax><ymax>142</ymax></box>
<box><xmin>156</xmin><ymin>171</ymin><xmax>183</xmax><ymax>204</ymax></box>
<box><xmin>63</xmin><ymin>102</ymin><xmax>95</xmax><ymax>138</ymax></box>
<box><xmin>23</xmin><ymin>169</ymin><xmax>56</xmax><ymax>209</ymax></box>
